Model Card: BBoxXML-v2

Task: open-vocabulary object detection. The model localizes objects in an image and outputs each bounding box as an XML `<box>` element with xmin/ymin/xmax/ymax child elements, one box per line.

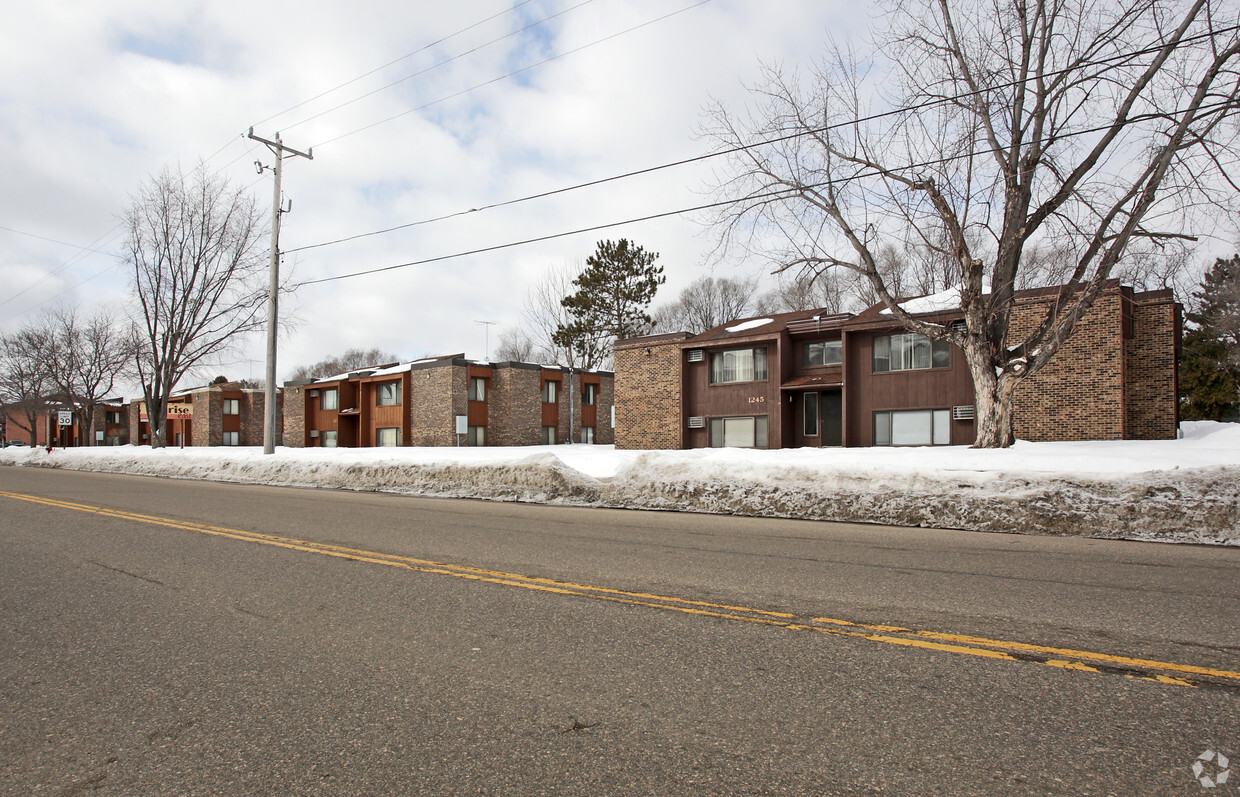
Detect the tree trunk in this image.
<box><xmin>962</xmin><ymin>336</ymin><xmax>1019</xmax><ymax>448</ymax></box>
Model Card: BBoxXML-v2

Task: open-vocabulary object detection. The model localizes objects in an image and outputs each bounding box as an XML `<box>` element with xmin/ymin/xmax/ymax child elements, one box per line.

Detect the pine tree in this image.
<box><xmin>1180</xmin><ymin>329</ymin><xmax>1239</xmax><ymax>421</ymax></box>
<box><xmin>553</xmin><ymin>239</ymin><xmax>666</xmax><ymax>366</ymax></box>
<box><xmin>1187</xmin><ymin>255</ymin><xmax>1240</xmax><ymax>364</ymax></box>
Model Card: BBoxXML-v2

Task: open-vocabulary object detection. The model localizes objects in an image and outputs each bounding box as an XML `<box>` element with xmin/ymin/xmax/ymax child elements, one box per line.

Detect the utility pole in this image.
<box><xmin>249</xmin><ymin>127</ymin><xmax>312</xmax><ymax>455</ymax></box>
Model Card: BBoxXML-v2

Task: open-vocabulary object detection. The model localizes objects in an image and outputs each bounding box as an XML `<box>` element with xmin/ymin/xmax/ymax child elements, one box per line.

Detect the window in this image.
<box><xmin>376</xmin><ymin>381</ymin><xmax>401</xmax><ymax>406</ymax></box>
<box><xmin>581</xmin><ymin>426</ymin><xmax>595</xmax><ymax>444</ymax></box>
<box><xmin>582</xmin><ymin>383</ymin><xmax>596</xmax><ymax>405</ymax></box>
<box><xmin>467</xmin><ymin>426</ymin><xmax>486</xmax><ymax>446</ymax></box>
<box><xmin>542</xmin><ymin>426</ymin><xmax>557</xmax><ymax>445</ymax></box>
<box><xmin>222</xmin><ymin>431</ymin><xmax>239</xmax><ymax>446</ymax></box>
<box><xmin>105</xmin><ymin>411</ymin><xmax>121</xmax><ymax>425</ymax></box>
<box><xmin>874</xmin><ymin>409</ymin><xmax>952</xmax><ymax>446</ymax></box>
<box><xmin>802</xmin><ymin>340</ymin><xmax>843</xmax><ymax>367</ymax></box>
<box><xmin>222</xmin><ymin>399</ymin><xmax>240</xmax><ymax>415</ymax></box>
<box><xmin>709</xmin><ymin>416</ymin><xmax>769</xmax><ymax>448</ymax></box>
<box><xmin>321</xmin><ymin>389</ymin><xmax>338</xmax><ymax>410</ymax></box>
<box><xmin>873</xmin><ymin>333</ymin><xmax>951</xmax><ymax>372</ymax></box>
<box><xmin>376</xmin><ymin>427</ymin><xmax>401</xmax><ymax>446</ymax></box>
<box><xmin>321</xmin><ymin>430</ymin><xmax>338</xmax><ymax>448</ymax></box>
<box><xmin>709</xmin><ymin>347</ymin><xmax>769</xmax><ymax>384</ymax></box>
<box><xmin>468</xmin><ymin>377</ymin><xmax>486</xmax><ymax>402</ymax></box>
<box><xmin>804</xmin><ymin>392</ymin><xmax>819</xmax><ymax>437</ymax></box>
<box><xmin>541</xmin><ymin>380</ymin><xmax>557</xmax><ymax>404</ymax></box>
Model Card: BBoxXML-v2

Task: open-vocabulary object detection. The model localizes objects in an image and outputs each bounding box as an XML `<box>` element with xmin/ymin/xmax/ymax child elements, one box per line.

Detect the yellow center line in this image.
<box><xmin>3</xmin><ymin>489</ymin><xmax>1235</xmax><ymax>690</ymax></box>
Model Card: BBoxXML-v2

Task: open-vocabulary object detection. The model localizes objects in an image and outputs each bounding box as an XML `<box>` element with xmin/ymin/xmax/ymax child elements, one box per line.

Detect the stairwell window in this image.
<box><xmin>222</xmin><ymin>431</ymin><xmax>239</xmax><ymax>446</ymax></box>
<box><xmin>542</xmin><ymin>380</ymin><xmax>557</xmax><ymax>403</ymax></box>
<box><xmin>468</xmin><ymin>377</ymin><xmax>486</xmax><ymax>402</ymax></box>
<box><xmin>582</xmin><ymin>383</ymin><xmax>596</xmax><ymax>405</ymax></box>
<box><xmin>376</xmin><ymin>381</ymin><xmax>401</xmax><ymax>406</ymax></box>
<box><xmin>222</xmin><ymin>399</ymin><xmax>240</xmax><ymax>415</ymax></box>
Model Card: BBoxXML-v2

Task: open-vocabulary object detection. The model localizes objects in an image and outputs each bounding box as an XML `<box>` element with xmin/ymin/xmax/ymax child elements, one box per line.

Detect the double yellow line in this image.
<box><xmin>4</xmin><ymin>489</ymin><xmax>1237</xmax><ymax>691</ymax></box>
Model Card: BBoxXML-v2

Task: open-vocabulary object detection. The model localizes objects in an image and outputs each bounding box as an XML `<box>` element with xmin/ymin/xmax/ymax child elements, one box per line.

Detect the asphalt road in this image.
<box><xmin>1</xmin><ymin>467</ymin><xmax>1237</xmax><ymax>795</ymax></box>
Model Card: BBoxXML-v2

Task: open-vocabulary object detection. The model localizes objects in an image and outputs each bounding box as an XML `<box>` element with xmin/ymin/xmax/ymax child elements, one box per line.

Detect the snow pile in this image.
<box><xmin>3</xmin><ymin>422</ymin><xmax>1237</xmax><ymax>545</ymax></box>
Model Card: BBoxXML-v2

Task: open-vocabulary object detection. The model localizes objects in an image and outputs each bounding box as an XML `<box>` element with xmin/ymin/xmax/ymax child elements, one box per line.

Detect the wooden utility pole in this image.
<box><xmin>248</xmin><ymin>128</ymin><xmax>312</xmax><ymax>455</ymax></box>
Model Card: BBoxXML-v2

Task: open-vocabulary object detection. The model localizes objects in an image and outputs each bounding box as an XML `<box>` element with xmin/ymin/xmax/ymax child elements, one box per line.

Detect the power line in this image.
<box><xmin>0</xmin><ymin>225</ymin><xmax>116</xmax><ymax>256</ymax></box>
<box><xmin>298</xmin><ymin>97</ymin><xmax>1235</xmax><ymax>288</ymax></box>
<box><xmin>311</xmin><ymin>0</ymin><xmax>717</xmax><ymax>150</ymax></box>
<box><xmin>289</xmin><ymin>23</ymin><xmax>1238</xmax><ymax>257</ymax></box>
<box><xmin>280</xmin><ymin>0</ymin><xmax>601</xmax><ymax>134</ymax></box>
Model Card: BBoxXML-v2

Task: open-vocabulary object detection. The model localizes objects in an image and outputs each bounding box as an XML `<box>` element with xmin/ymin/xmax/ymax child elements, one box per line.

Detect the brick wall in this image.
<box><xmin>490</xmin><ymin>366</ymin><xmax>543</xmax><ymax>446</ymax></box>
<box><xmin>240</xmin><ymin>391</ymin><xmax>280</xmax><ymax>446</ymax></box>
<box><xmin>1011</xmin><ymin>292</ymin><xmax>1126</xmax><ymax>442</ymax></box>
<box><xmin>283</xmin><ymin>386</ymin><xmax>306</xmax><ymax>447</ymax></box>
<box><xmin>1125</xmin><ymin>294</ymin><xmax>1179</xmax><ymax>440</ymax></box>
<box><xmin>190</xmin><ymin>389</ymin><xmax>220</xmax><ymax>446</ymax></box>
<box><xmin>615</xmin><ymin>336</ymin><xmax>686</xmax><ymax>450</ymax></box>
<box><xmin>595</xmin><ymin>375</ymin><xmax>615</xmax><ymax>445</ymax></box>
<box><xmin>408</xmin><ymin>364</ymin><xmax>465</xmax><ymax>446</ymax></box>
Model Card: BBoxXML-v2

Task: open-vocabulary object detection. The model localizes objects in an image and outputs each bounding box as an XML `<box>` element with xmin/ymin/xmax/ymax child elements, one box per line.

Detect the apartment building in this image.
<box><xmin>128</xmin><ymin>382</ymin><xmax>280</xmax><ymax>447</ymax></box>
<box><xmin>615</xmin><ymin>283</ymin><xmax>1180</xmax><ymax>449</ymax></box>
<box><xmin>283</xmin><ymin>354</ymin><xmax>614</xmax><ymax>448</ymax></box>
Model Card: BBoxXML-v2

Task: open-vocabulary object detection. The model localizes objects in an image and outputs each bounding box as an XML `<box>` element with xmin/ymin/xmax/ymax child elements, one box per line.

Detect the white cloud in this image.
<box><xmin>0</xmin><ymin>0</ymin><xmax>862</xmax><ymax>387</ymax></box>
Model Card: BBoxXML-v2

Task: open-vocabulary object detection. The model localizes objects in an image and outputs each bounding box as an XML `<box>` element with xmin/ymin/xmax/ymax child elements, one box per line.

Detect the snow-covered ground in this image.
<box><xmin>3</xmin><ymin>422</ymin><xmax>1238</xmax><ymax>545</ymax></box>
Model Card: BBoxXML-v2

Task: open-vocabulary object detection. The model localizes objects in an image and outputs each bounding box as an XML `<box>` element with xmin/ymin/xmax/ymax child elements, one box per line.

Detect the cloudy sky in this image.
<box><xmin>0</xmin><ymin>0</ymin><xmax>865</xmax><ymax>385</ymax></box>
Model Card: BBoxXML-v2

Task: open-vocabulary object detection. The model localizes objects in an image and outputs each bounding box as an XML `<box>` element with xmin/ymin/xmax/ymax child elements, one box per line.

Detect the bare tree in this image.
<box><xmin>43</xmin><ymin>306</ymin><xmax>134</xmax><ymax>445</ymax></box>
<box><xmin>705</xmin><ymin>0</ymin><xmax>1240</xmax><ymax>447</ymax></box>
<box><xmin>493</xmin><ymin>327</ymin><xmax>537</xmax><ymax>362</ymax></box>
<box><xmin>287</xmin><ymin>348</ymin><xmax>401</xmax><ymax>381</ymax></box>
<box><xmin>124</xmin><ymin>163</ymin><xmax>268</xmax><ymax>447</ymax></box>
<box><xmin>652</xmin><ymin>275</ymin><xmax>759</xmax><ymax>334</ymax></box>
<box><xmin>0</xmin><ymin>326</ymin><xmax>52</xmax><ymax>442</ymax></box>
<box><xmin>503</xmin><ymin>261</ymin><xmax>610</xmax><ymax>369</ymax></box>
<box><xmin>754</xmin><ymin>268</ymin><xmax>861</xmax><ymax>315</ymax></box>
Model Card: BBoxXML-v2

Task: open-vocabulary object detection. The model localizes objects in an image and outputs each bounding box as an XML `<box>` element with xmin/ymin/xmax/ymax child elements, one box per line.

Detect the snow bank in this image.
<box><xmin>3</xmin><ymin>422</ymin><xmax>1237</xmax><ymax>545</ymax></box>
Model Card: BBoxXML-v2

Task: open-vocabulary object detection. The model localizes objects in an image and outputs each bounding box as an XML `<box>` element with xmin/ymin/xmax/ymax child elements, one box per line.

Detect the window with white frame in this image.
<box><xmin>376</xmin><ymin>381</ymin><xmax>401</xmax><ymax>406</ymax></box>
<box><xmin>709</xmin><ymin>348</ymin><xmax>768</xmax><ymax>384</ymax></box>
<box><xmin>376</xmin><ymin>427</ymin><xmax>401</xmax><ymax>446</ymax></box>
<box><xmin>541</xmin><ymin>380</ymin><xmax>557</xmax><ymax>403</ymax></box>
<box><xmin>709</xmin><ymin>416</ymin><xmax>769</xmax><ymax>448</ymax></box>
<box><xmin>321</xmin><ymin>430</ymin><xmax>338</xmax><ymax>448</ymax></box>
<box><xmin>541</xmin><ymin>426</ymin><xmax>557</xmax><ymax>445</ymax></box>
<box><xmin>468</xmin><ymin>377</ymin><xmax>486</xmax><ymax>402</ymax></box>
<box><xmin>222</xmin><ymin>399</ymin><xmax>240</xmax><ymax>415</ymax></box>
<box><xmin>802</xmin><ymin>340</ymin><xmax>842</xmax><ymax>367</ymax></box>
<box><xmin>321</xmin><ymin>389</ymin><xmax>338</xmax><ymax>410</ymax></box>
<box><xmin>872</xmin><ymin>333</ymin><xmax>951</xmax><ymax>372</ymax></box>
<box><xmin>222</xmin><ymin>431</ymin><xmax>239</xmax><ymax>446</ymax></box>
<box><xmin>873</xmin><ymin>409</ymin><xmax>952</xmax><ymax>446</ymax></box>
<box><xmin>467</xmin><ymin>426</ymin><xmax>486</xmax><ymax>446</ymax></box>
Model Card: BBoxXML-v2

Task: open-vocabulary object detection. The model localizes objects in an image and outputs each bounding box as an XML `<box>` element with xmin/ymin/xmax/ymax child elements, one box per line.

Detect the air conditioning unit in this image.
<box><xmin>686</xmin><ymin>349</ymin><xmax>704</xmax><ymax>362</ymax></box>
<box><xmin>953</xmin><ymin>405</ymin><xmax>975</xmax><ymax>420</ymax></box>
<box><xmin>309</xmin><ymin>389</ymin><xmax>319</xmax><ymax>397</ymax></box>
<box><xmin>687</xmin><ymin>416</ymin><xmax>705</xmax><ymax>429</ymax></box>
<box><xmin>309</xmin><ymin>429</ymin><xmax>319</xmax><ymax>438</ymax></box>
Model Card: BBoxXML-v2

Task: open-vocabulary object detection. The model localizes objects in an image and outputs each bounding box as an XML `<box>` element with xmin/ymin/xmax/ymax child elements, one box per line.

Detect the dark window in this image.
<box><xmin>467</xmin><ymin>426</ymin><xmax>486</xmax><ymax>446</ymax></box>
<box><xmin>873</xmin><ymin>333</ymin><xmax>951</xmax><ymax>372</ymax></box>
<box><xmin>376</xmin><ymin>381</ymin><xmax>401</xmax><ymax>406</ymax></box>
<box><xmin>804</xmin><ymin>392</ymin><xmax>819</xmax><ymax>436</ymax></box>
<box><xmin>542</xmin><ymin>380</ymin><xmax>557</xmax><ymax>403</ymax></box>
<box><xmin>582</xmin><ymin>383</ymin><xmax>596</xmax><ymax>405</ymax></box>
<box><xmin>541</xmin><ymin>426</ymin><xmax>557</xmax><ymax>445</ymax></box>
<box><xmin>802</xmin><ymin>340</ymin><xmax>842</xmax><ymax>367</ymax></box>
<box><xmin>709</xmin><ymin>348</ymin><xmax>769</xmax><ymax>384</ymax></box>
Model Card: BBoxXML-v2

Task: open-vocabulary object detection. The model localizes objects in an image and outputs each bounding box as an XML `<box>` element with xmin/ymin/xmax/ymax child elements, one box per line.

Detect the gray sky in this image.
<box><xmin>0</xmin><ymin>0</ymin><xmax>862</xmax><ymax>384</ymax></box>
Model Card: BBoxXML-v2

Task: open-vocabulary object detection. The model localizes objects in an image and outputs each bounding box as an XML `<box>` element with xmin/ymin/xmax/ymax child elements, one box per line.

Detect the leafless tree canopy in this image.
<box><xmin>286</xmin><ymin>348</ymin><xmax>401</xmax><ymax>382</ymax></box>
<box><xmin>125</xmin><ymin>163</ymin><xmax>268</xmax><ymax>447</ymax></box>
<box><xmin>0</xmin><ymin>326</ymin><xmax>52</xmax><ymax>440</ymax></box>
<box><xmin>705</xmin><ymin>0</ymin><xmax>1240</xmax><ymax>446</ymax></box>
<box><xmin>652</xmin><ymin>276</ymin><xmax>759</xmax><ymax>334</ymax></box>
<box><xmin>41</xmin><ymin>306</ymin><xmax>134</xmax><ymax>445</ymax></box>
<box><xmin>496</xmin><ymin>262</ymin><xmax>610</xmax><ymax>369</ymax></box>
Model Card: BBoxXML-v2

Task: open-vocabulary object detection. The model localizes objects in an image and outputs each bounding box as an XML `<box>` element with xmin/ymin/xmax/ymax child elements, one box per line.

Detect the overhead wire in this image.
<box><xmin>297</xmin><ymin>96</ymin><xmax>1236</xmax><ymax>287</ymax></box>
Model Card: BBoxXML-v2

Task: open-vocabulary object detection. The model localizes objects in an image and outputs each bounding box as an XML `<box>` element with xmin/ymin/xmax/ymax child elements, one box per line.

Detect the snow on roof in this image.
<box><xmin>725</xmin><ymin>318</ymin><xmax>775</xmax><ymax>333</ymax></box>
<box><xmin>370</xmin><ymin>362</ymin><xmax>414</xmax><ymax>377</ymax></box>
<box><xmin>879</xmin><ymin>283</ymin><xmax>992</xmax><ymax>316</ymax></box>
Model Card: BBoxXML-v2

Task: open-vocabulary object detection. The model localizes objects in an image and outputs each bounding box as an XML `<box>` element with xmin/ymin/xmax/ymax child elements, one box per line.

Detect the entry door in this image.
<box><xmin>822</xmin><ymin>390</ymin><xmax>842</xmax><ymax>447</ymax></box>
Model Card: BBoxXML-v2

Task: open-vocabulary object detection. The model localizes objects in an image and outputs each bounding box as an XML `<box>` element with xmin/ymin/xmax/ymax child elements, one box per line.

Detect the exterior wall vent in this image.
<box><xmin>687</xmin><ymin>416</ymin><xmax>706</xmax><ymax>429</ymax></box>
<box><xmin>686</xmin><ymin>349</ymin><xmax>704</xmax><ymax>362</ymax></box>
<box><xmin>953</xmin><ymin>405</ymin><xmax>975</xmax><ymax>420</ymax></box>
<box><xmin>951</xmin><ymin>320</ymin><xmax>968</xmax><ymax>333</ymax></box>
<box><xmin>309</xmin><ymin>429</ymin><xmax>320</xmax><ymax>438</ymax></box>
<box><xmin>309</xmin><ymin>389</ymin><xmax>319</xmax><ymax>397</ymax></box>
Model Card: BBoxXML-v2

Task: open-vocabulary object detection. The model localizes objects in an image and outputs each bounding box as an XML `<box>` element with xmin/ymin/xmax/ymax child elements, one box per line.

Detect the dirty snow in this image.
<box><xmin>3</xmin><ymin>422</ymin><xmax>1237</xmax><ymax>545</ymax></box>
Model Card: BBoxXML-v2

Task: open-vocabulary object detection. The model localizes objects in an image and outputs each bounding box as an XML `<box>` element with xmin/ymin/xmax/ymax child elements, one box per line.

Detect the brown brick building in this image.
<box><xmin>2</xmin><ymin>398</ymin><xmax>128</xmax><ymax>447</ymax></box>
<box><xmin>283</xmin><ymin>355</ymin><xmax>614</xmax><ymax>448</ymax></box>
<box><xmin>128</xmin><ymin>382</ymin><xmax>280</xmax><ymax>447</ymax></box>
<box><xmin>615</xmin><ymin>283</ymin><xmax>1180</xmax><ymax>449</ymax></box>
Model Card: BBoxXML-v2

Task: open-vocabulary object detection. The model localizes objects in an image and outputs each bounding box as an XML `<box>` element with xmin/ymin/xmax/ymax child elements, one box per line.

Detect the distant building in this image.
<box><xmin>128</xmin><ymin>382</ymin><xmax>280</xmax><ymax>447</ymax></box>
<box><xmin>1</xmin><ymin>397</ymin><xmax>128</xmax><ymax>447</ymax></box>
<box><xmin>283</xmin><ymin>354</ymin><xmax>614</xmax><ymax>448</ymax></box>
<box><xmin>615</xmin><ymin>282</ymin><xmax>1180</xmax><ymax>449</ymax></box>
